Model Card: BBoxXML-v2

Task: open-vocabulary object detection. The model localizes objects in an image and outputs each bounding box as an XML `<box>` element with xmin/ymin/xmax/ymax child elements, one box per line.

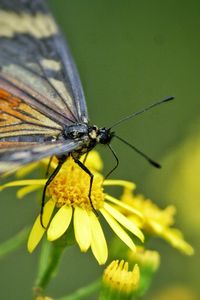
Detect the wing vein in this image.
<box><xmin>35</xmin><ymin>55</ymin><xmax>78</xmax><ymax>122</ymax></box>
<box><xmin>0</xmin><ymin>74</ymin><xmax>71</xmax><ymax>126</ymax></box>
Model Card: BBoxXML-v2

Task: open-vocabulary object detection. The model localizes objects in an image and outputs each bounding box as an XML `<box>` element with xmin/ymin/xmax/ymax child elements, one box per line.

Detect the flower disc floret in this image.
<box><xmin>47</xmin><ymin>156</ymin><xmax>104</xmax><ymax>210</ymax></box>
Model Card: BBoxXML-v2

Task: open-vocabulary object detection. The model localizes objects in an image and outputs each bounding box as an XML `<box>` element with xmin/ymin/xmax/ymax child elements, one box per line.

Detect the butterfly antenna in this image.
<box><xmin>114</xmin><ymin>134</ymin><xmax>161</xmax><ymax>168</ymax></box>
<box><xmin>109</xmin><ymin>96</ymin><xmax>174</xmax><ymax>129</ymax></box>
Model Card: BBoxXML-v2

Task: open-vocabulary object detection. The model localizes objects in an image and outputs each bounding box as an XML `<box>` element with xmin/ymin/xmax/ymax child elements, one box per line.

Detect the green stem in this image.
<box><xmin>34</xmin><ymin>241</ymin><xmax>65</xmax><ymax>295</ymax></box>
<box><xmin>57</xmin><ymin>279</ymin><xmax>101</xmax><ymax>300</ymax></box>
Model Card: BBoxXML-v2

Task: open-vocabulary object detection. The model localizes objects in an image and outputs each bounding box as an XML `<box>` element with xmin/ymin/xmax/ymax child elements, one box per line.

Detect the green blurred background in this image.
<box><xmin>0</xmin><ymin>0</ymin><xmax>199</xmax><ymax>299</ymax></box>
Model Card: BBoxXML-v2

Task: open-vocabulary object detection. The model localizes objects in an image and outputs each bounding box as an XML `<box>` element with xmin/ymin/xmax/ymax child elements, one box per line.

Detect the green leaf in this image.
<box><xmin>0</xmin><ymin>227</ymin><xmax>29</xmax><ymax>259</ymax></box>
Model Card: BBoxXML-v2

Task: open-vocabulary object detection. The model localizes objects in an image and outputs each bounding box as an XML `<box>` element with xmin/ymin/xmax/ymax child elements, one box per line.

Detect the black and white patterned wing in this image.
<box><xmin>0</xmin><ymin>139</ymin><xmax>82</xmax><ymax>176</ymax></box>
<box><xmin>0</xmin><ymin>0</ymin><xmax>88</xmax><ymax>125</ymax></box>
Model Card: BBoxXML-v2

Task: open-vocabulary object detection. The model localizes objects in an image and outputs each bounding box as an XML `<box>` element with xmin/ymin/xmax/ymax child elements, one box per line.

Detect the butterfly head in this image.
<box><xmin>88</xmin><ymin>125</ymin><xmax>114</xmax><ymax>145</ymax></box>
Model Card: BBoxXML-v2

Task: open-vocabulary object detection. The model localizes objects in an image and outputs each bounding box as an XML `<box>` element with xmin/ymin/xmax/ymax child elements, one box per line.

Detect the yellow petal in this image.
<box><xmin>105</xmin><ymin>194</ymin><xmax>143</xmax><ymax>220</ymax></box>
<box><xmin>16</xmin><ymin>162</ymin><xmax>40</xmax><ymax>177</ymax></box>
<box><xmin>162</xmin><ymin>228</ymin><xmax>194</xmax><ymax>256</ymax></box>
<box><xmin>17</xmin><ymin>185</ymin><xmax>42</xmax><ymax>199</ymax></box>
<box><xmin>103</xmin><ymin>180</ymin><xmax>135</xmax><ymax>190</ymax></box>
<box><xmin>89</xmin><ymin>211</ymin><xmax>108</xmax><ymax>265</ymax></box>
<box><xmin>74</xmin><ymin>207</ymin><xmax>91</xmax><ymax>252</ymax></box>
<box><xmin>83</xmin><ymin>150</ymin><xmax>103</xmax><ymax>171</ymax></box>
<box><xmin>47</xmin><ymin>205</ymin><xmax>72</xmax><ymax>241</ymax></box>
<box><xmin>16</xmin><ymin>158</ymin><xmax>57</xmax><ymax>178</ymax></box>
<box><xmin>103</xmin><ymin>202</ymin><xmax>144</xmax><ymax>242</ymax></box>
<box><xmin>100</xmin><ymin>208</ymin><xmax>136</xmax><ymax>252</ymax></box>
<box><xmin>0</xmin><ymin>179</ymin><xmax>46</xmax><ymax>191</ymax></box>
<box><xmin>148</xmin><ymin>220</ymin><xmax>164</xmax><ymax>234</ymax></box>
<box><xmin>132</xmin><ymin>264</ymin><xmax>140</xmax><ymax>287</ymax></box>
<box><xmin>27</xmin><ymin>200</ymin><xmax>55</xmax><ymax>253</ymax></box>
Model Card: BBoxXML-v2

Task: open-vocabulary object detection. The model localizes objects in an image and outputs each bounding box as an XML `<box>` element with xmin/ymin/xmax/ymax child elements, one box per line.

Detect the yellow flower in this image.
<box><xmin>0</xmin><ymin>151</ymin><xmax>144</xmax><ymax>265</ymax></box>
<box><xmin>103</xmin><ymin>260</ymin><xmax>140</xmax><ymax>295</ymax></box>
<box><xmin>128</xmin><ymin>246</ymin><xmax>160</xmax><ymax>272</ymax></box>
<box><xmin>148</xmin><ymin>127</ymin><xmax>200</xmax><ymax>231</ymax></box>
<box><xmin>121</xmin><ymin>186</ymin><xmax>194</xmax><ymax>256</ymax></box>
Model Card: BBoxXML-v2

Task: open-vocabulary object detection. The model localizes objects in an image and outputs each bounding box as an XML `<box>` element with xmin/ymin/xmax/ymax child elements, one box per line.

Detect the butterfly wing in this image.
<box><xmin>0</xmin><ymin>0</ymin><xmax>88</xmax><ymax>125</ymax></box>
<box><xmin>0</xmin><ymin>139</ymin><xmax>82</xmax><ymax>176</ymax></box>
<box><xmin>0</xmin><ymin>0</ymin><xmax>89</xmax><ymax>175</ymax></box>
<box><xmin>0</xmin><ymin>88</ymin><xmax>63</xmax><ymax>140</ymax></box>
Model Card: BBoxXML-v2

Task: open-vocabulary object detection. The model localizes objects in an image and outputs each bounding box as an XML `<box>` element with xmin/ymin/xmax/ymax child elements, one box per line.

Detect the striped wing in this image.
<box><xmin>0</xmin><ymin>140</ymin><xmax>82</xmax><ymax>175</ymax></box>
<box><xmin>0</xmin><ymin>0</ymin><xmax>88</xmax><ymax>125</ymax></box>
<box><xmin>0</xmin><ymin>0</ymin><xmax>89</xmax><ymax>175</ymax></box>
<box><xmin>0</xmin><ymin>88</ymin><xmax>62</xmax><ymax>140</ymax></box>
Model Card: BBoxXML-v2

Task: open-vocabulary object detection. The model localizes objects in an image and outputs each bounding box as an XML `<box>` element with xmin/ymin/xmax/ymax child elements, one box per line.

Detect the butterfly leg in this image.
<box><xmin>73</xmin><ymin>158</ymin><xmax>97</xmax><ymax>213</ymax></box>
<box><xmin>104</xmin><ymin>144</ymin><xmax>119</xmax><ymax>179</ymax></box>
<box><xmin>40</xmin><ymin>157</ymin><xmax>65</xmax><ymax>228</ymax></box>
<box><xmin>45</xmin><ymin>156</ymin><xmax>53</xmax><ymax>178</ymax></box>
<box><xmin>82</xmin><ymin>152</ymin><xmax>89</xmax><ymax>165</ymax></box>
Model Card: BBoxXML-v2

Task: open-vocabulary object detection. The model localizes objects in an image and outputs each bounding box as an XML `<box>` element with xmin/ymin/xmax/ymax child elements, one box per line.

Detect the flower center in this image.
<box><xmin>47</xmin><ymin>156</ymin><xmax>105</xmax><ymax>210</ymax></box>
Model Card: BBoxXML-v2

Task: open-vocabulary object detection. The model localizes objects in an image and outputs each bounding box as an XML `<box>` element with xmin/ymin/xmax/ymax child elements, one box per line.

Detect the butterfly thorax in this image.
<box><xmin>63</xmin><ymin>123</ymin><xmax>114</xmax><ymax>156</ymax></box>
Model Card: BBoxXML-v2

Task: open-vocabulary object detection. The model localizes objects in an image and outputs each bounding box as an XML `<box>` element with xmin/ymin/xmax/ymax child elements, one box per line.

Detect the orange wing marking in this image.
<box><xmin>0</xmin><ymin>88</ymin><xmax>62</xmax><ymax>138</ymax></box>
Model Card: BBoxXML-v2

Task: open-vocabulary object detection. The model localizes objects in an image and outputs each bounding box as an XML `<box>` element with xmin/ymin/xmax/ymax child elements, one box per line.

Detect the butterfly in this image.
<box><xmin>0</xmin><ymin>0</ymin><xmax>173</xmax><ymax>225</ymax></box>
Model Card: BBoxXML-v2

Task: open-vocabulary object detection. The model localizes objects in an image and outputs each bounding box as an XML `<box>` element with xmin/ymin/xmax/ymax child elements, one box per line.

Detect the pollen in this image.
<box><xmin>47</xmin><ymin>156</ymin><xmax>105</xmax><ymax>210</ymax></box>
